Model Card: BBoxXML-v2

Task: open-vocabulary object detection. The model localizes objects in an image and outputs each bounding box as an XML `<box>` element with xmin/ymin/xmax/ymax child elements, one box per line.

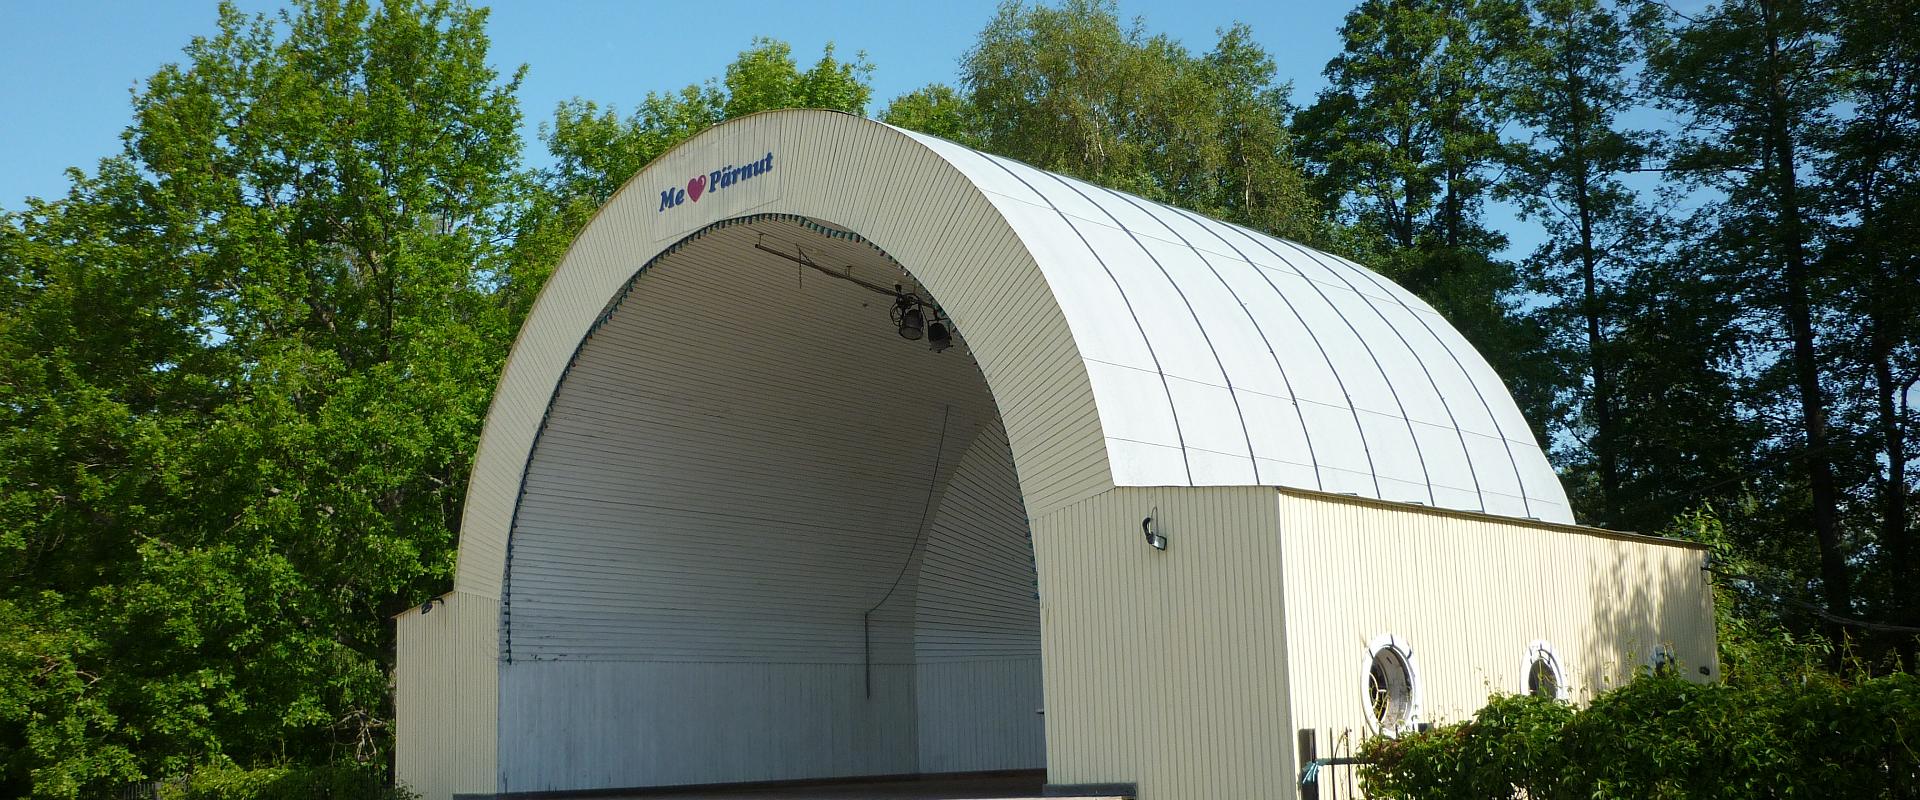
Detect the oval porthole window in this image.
<box><xmin>1524</xmin><ymin>640</ymin><xmax>1567</xmax><ymax>700</ymax></box>
<box><xmin>1364</xmin><ymin>634</ymin><xmax>1420</xmax><ymax>733</ymax></box>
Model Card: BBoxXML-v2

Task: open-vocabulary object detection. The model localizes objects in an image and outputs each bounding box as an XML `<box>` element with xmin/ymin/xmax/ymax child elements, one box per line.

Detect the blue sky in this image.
<box><xmin>1</xmin><ymin>1</ymin><xmax>1350</xmax><ymax>204</ymax></box>
<box><xmin>2</xmin><ymin>1</ymin><xmax>1580</xmax><ymax>255</ymax></box>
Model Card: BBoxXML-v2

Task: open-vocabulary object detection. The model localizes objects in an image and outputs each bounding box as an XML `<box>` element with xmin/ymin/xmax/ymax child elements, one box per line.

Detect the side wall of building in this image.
<box><xmin>1276</xmin><ymin>490</ymin><xmax>1717</xmax><ymax>796</ymax></box>
<box><xmin>1031</xmin><ymin>486</ymin><xmax>1296</xmax><ymax>800</ymax></box>
<box><xmin>395</xmin><ymin>592</ymin><xmax>499</xmax><ymax>800</ymax></box>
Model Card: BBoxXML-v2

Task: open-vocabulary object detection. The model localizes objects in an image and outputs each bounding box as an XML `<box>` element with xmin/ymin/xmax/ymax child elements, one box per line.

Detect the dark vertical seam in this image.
<box><xmin>1152</xmin><ymin>204</ymin><xmax>1383</xmax><ymax>498</ymax></box>
<box><xmin>1030</xmin><ymin>171</ymin><xmax>1261</xmax><ymax>482</ymax></box>
<box><xmin>1307</xmin><ymin>246</ymin><xmax>1537</xmax><ymax>519</ymax></box>
<box><xmin>1094</xmin><ymin>185</ymin><xmax>1324</xmax><ymax>490</ymax></box>
<box><xmin>973</xmin><ymin>154</ymin><xmax>1194</xmax><ymax>483</ymax></box>
<box><xmin>1201</xmin><ymin>218</ymin><xmax>1436</xmax><ymax>504</ymax></box>
<box><xmin>1266</xmin><ymin>237</ymin><xmax>1487</xmax><ymax>513</ymax></box>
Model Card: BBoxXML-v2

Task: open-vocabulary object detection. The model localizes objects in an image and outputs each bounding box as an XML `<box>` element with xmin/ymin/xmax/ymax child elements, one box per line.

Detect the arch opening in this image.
<box><xmin>497</xmin><ymin>214</ymin><xmax>1046</xmax><ymax>793</ymax></box>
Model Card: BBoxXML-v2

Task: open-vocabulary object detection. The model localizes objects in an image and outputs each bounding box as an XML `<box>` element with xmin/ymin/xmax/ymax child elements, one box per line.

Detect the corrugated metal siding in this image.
<box><xmin>1030</xmin><ymin>486</ymin><xmax>1295</xmax><ymax>800</ymax></box>
<box><xmin>915</xmin><ymin>660</ymin><xmax>1044</xmax><ymax>774</ymax></box>
<box><xmin>506</xmin><ymin>217</ymin><xmax>999</xmax><ymax>664</ymax></box>
<box><xmin>394</xmin><ymin>593</ymin><xmax>498</xmax><ymax>800</ymax></box>
<box><xmin>1275</xmin><ymin>489</ymin><xmax>1716</xmax><ymax>798</ymax></box>
<box><xmin>914</xmin><ymin>421</ymin><xmax>1045</xmax><ymax>772</ymax></box>
<box><xmin>499</xmin><ymin>661</ymin><xmax>917</xmax><ymax>791</ymax></box>
<box><xmin>500</xmin><ymin>214</ymin><xmax>1043</xmax><ymax>789</ymax></box>
<box><xmin>915</xmin><ymin>421</ymin><xmax>1042</xmax><ymax>662</ymax></box>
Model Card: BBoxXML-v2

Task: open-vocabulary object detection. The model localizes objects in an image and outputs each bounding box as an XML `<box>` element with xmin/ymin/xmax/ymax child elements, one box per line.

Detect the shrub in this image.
<box><xmin>156</xmin><ymin>764</ymin><xmax>416</xmax><ymax>800</ymax></box>
<box><xmin>1360</xmin><ymin>671</ymin><xmax>1920</xmax><ymax>799</ymax></box>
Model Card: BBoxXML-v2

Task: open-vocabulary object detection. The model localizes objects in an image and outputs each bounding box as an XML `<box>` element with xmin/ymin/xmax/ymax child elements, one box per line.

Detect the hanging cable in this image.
<box><xmin>753</xmin><ymin>240</ymin><xmax>903</xmax><ymax>298</ymax></box>
<box><xmin>863</xmin><ymin>404</ymin><xmax>954</xmax><ymax>698</ymax></box>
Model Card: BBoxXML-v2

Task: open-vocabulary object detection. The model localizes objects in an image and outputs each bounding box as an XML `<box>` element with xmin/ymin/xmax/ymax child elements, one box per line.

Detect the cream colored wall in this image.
<box><xmin>1031</xmin><ymin>486</ymin><xmax>1297</xmax><ymax>800</ymax></box>
<box><xmin>394</xmin><ymin>592</ymin><xmax>498</xmax><ymax>800</ymax></box>
<box><xmin>1029</xmin><ymin>487</ymin><xmax>1713</xmax><ymax>800</ymax></box>
<box><xmin>1276</xmin><ymin>489</ymin><xmax>1716</xmax><ymax>796</ymax></box>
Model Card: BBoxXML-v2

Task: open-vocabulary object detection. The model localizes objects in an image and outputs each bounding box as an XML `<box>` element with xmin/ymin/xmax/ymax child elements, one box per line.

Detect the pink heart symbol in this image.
<box><xmin>687</xmin><ymin>175</ymin><xmax>706</xmax><ymax>202</ymax></box>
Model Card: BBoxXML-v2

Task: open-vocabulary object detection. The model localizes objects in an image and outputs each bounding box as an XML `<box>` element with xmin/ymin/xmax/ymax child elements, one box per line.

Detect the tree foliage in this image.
<box><xmin>1636</xmin><ymin>0</ymin><xmax>1920</xmax><ymax>653</ymax></box>
<box><xmin>1</xmin><ymin>0</ymin><xmax>523</xmax><ymax>793</ymax></box>
<box><xmin>1360</xmin><ymin>670</ymin><xmax>1920</xmax><ymax>799</ymax></box>
<box><xmin>1497</xmin><ymin>0</ymin><xmax>1663</xmax><ymax>525</ymax></box>
<box><xmin>1297</xmin><ymin>0</ymin><xmax>1561</xmax><ymax>442</ymax></box>
<box><xmin>885</xmin><ymin>0</ymin><xmax>1326</xmax><ymax>244</ymax></box>
<box><xmin>1360</xmin><ymin>511</ymin><xmax>1919</xmax><ymax>799</ymax></box>
<box><xmin>2</xmin><ymin>0</ymin><xmax>1918</xmax><ymax>795</ymax></box>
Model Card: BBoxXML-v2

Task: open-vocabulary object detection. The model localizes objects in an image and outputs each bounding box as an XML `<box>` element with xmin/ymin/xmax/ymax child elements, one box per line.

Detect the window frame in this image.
<box><xmin>1361</xmin><ymin>633</ymin><xmax>1422</xmax><ymax>735</ymax></box>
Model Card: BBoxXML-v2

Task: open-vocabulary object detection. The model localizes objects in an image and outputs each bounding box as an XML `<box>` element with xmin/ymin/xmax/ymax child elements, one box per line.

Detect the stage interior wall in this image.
<box><xmin>497</xmin><ymin>216</ymin><xmax>1045</xmax><ymax>792</ymax></box>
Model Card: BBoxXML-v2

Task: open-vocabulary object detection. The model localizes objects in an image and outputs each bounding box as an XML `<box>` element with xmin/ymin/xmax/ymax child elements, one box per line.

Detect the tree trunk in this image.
<box><xmin>1562</xmin><ymin>14</ymin><xmax>1618</xmax><ymax>524</ymax></box>
<box><xmin>1763</xmin><ymin>0</ymin><xmax>1853</xmax><ymax>627</ymax></box>
<box><xmin>1873</xmin><ymin>339</ymin><xmax>1913</xmax><ymax>627</ymax></box>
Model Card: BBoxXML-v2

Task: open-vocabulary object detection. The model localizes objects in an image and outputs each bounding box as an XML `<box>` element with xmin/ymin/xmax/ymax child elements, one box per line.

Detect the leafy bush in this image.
<box><xmin>1360</xmin><ymin>671</ymin><xmax>1920</xmax><ymax>799</ymax></box>
<box><xmin>156</xmin><ymin>764</ymin><xmax>416</xmax><ymax>800</ymax></box>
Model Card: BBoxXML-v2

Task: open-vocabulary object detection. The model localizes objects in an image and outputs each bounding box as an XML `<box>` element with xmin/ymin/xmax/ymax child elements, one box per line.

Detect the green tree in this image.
<box><xmin>1297</xmin><ymin>0</ymin><xmax>1558</xmax><ymax>443</ymax></box>
<box><xmin>1299</xmin><ymin>0</ymin><xmax>1517</xmax><ymax>253</ymax></box>
<box><xmin>1647</xmin><ymin>0</ymin><xmax>1857</xmax><ymax>631</ymax></box>
<box><xmin>1</xmin><ymin>0</ymin><xmax>524</xmax><ymax>793</ymax></box>
<box><xmin>1819</xmin><ymin>0</ymin><xmax>1920</xmax><ymax>645</ymax></box>
<box><xmin>1602</xmin><ymin>249</ymin><xmax>1765</xmax><ymax>536</ymax></box>
<box><xmin>1496</xmin><ymin>0</ymin><xmax>1663</xmax><ymax>525</ymax></box>
<box><xmin>891</xmin><ymin>0</ymin><xmax>1325</xmax><ymax>243</ymax></box>
<box><xmin>880</xmin><ymin>84</ymin><xmax>981</xmax><ymax>149</ymax></box>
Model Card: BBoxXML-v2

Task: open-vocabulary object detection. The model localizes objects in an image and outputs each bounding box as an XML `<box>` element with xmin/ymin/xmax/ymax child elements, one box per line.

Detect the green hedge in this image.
<box><xmin>154</xmin><ymin>764</ymin><xmax>416</xmax><ymax>800</ymax></box>
<box><xmin>1359</xmin><ymin>671</ymin><xmax>1920</xmax><ymax>799</ymax></box>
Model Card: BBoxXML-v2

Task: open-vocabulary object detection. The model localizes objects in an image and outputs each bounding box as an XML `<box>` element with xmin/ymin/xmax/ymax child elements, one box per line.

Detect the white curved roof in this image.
<box><xmin>891</xmin><ymin>127</ymin><xmax>1572</xmax><ymax>523</ymax></box>
<box><xmin>454</xmin><ymin>110</ymin><xmax>1572</xmax><ymax>597</ymax></box>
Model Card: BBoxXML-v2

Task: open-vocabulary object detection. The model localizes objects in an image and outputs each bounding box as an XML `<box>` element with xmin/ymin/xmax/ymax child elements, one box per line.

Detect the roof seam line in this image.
<box><xmin>1152</xmin><ymin>203</ymin><xmax>1386</xmax><ymax>500</ymax></box>
<box><xmin>1299</xmin><ymin>243</ymin><xmax>1541</xmax><ymax>521</ymax></box>
<box><xmin>1266</xmin><ymin>237</ymin><xmax>1487</xmax><ymax>513</ymax></box>
<box><xmin>1191</xmin><ymin>211</ymin><xmax>1437</xmax><ymax>506</ymax></box>
<box><xmin>1091</xmin><ymin>183</ymin><xmax>1320</xmax><ymax>490</ymax></box>
<box><xmin>970</xmin><ymin>152</ymin><xmax>1195</xmax><ymax>485</ymax></box>
<box><xmin>1040</xmin><ymin>175</ymin><xmax>1263</xmax><ymax>483</ymax></box>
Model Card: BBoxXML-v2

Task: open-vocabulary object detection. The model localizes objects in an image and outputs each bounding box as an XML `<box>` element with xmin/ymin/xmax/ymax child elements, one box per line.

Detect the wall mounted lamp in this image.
<box><xmin>1142</xmin><ymin>510</ymin><xmax>1168</xmax><ymax>551</ymax></box>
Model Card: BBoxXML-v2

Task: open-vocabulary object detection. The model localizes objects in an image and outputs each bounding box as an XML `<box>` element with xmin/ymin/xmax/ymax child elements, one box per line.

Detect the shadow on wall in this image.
<box><xmin>1576</xmin><ymin>539</ymin><xmax>1715</xmax><ymax>700</ymax></box>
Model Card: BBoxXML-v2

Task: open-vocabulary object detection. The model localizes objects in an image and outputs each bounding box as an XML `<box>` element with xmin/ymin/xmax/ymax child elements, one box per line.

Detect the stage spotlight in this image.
<box><xmin>927</xmin><ymin>316</ymin><xmax>952</xmax><ymax>352</ymax></box>
<box><xmin>892</xmin><ymin>289</ymin><xmax>925</xmax><ymax>340</ymax></box>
